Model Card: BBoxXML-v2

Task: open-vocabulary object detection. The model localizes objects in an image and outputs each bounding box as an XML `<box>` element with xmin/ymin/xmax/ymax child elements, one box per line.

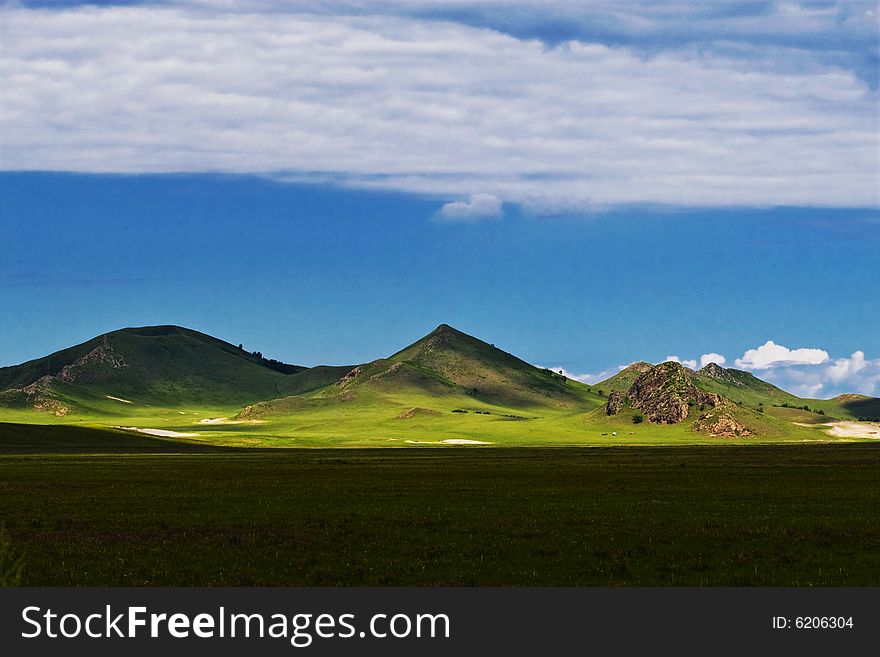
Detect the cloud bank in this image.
<box><xmin>1</xmin><ymin>1</ymin><xmax>877</xmax><ymax>211</ymax></box>
<box><xmin>542</xmin><ymin>365</ymin><xmax>627</xmax><ymax>386</ymax></box>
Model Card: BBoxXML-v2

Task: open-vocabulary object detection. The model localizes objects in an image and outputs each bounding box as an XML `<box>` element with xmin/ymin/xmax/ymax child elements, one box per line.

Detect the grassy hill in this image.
<box><xmin>689</xmin><ymin>363</ymin><xmax>878</xmax><ymax>421</ymax></box>
<box><xmin>351</xmin><ymin>324</ymin><xmax>600</xmax><ymax>409</ymax></box>
<box><xmin>0</xmin><ymin>325</ymin><xmax>304</xmax><ymax>415</ymax></box>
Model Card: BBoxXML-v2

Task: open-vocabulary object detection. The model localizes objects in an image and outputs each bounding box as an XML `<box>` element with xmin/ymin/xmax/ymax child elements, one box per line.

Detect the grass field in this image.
<box><xmin>1</xmin><ymin>424</ymin><xmax>878</xmax><ymax>586</ymax></box>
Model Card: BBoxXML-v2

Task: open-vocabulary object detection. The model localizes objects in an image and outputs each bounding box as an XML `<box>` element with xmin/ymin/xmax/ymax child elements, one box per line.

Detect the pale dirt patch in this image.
<box><xmin>824</xmin><ymin>421</ymin><xmax>880</xmax><ymax>439</ymax></box>
<box><xmin>403</xmin><ymin>439</ymin><xmax>492</xmax><ymax>445</ymax></box>
<box><xmin>105</xmin><ymin>395</ymin><xmax>132</xmax><ymax>404</ymax></box>
<box><xmin>118</xmin><ymin>426</ymin><xmax>201</xmax><ymax>438</ymax></box>
<box><xmin>196</xmin><ymin>417</ymin><xmax>265</xmax><ymax>425</ymax></box>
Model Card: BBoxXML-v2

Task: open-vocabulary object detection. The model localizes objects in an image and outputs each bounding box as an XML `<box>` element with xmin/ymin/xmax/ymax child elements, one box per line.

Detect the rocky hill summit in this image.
<box><xmin>605</xmin><ymin>361</ymin><xmax>751</xmax><ymax>436</ymax></box>
<box><xmin>607</xmin><ymin>361</ymin><xmax>720</xmax><ymax>424</ymax></box>
<box><xmin>698</xmin><ymin>362</ymin><xmax>743</xmax><ymax>386</ymax></box>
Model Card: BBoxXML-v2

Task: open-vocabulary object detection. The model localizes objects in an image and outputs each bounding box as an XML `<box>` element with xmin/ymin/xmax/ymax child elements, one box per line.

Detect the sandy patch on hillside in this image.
<box><xmin>106</xmin><ymin>395</ymin><xmax>133</xmax><ymax>404</ymax></box>
<box><xmin>118</xmin><ymin>426</ymin><xmax>200</xmax><ymax>438</ymax></box>
<box><xmin>197</xmin><ymin>417</ymin><xmax>250</xmax><ymax>425</ymax></box>
<box><xmin>824</xmin><ymin>421</ymin><xmax>880</xmax><ymax>439</ymax></box>
<box><xmin>197</xmin><ymin>417</ymin><xmax>265</xmax><ymax>425</ymax></box>
<box><xmin>404</xmin><ymin>438</ymin><xmax>492</xmax><ymax>445</ymax></box>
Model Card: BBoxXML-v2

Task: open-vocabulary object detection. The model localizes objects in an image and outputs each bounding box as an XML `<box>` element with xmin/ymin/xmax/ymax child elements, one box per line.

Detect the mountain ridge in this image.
<box><xmin>1</xmin><ymin>324</ymin><xmax>877</xmax><ymax>429</ymax></box>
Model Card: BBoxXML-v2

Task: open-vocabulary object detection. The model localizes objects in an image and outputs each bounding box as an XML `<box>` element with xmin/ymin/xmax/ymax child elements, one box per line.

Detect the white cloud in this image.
<box><xmin>438</xmin><ymin>194</ymin><xmax>502</xmax><ymax>220</ymax></box>
<box><xmin>735</xmin><ymin>340</ymin><xmax>829</xmax><ymax>369</ymax></box>
<box><xmin>826</xmin><ymin>350</ymin><xmax>867</xmax><ymax>383</ymax></box>
<box><xmin>0</xmin><ymin>3</ymin><xmax>877</xmax><ymax>211</ymax></box>
<box><xmin>664</xmin><ymin>355</ymin><xmax>697</xmax><ymax>369</ymax></box>
<box><xmin>756</xmin><ymin>351</ymin><xmax>880</xmax><ymax>399</ymax></box>
<box><xmin>699</xmin><ymin>353</ymin><xmax>726</xmax><ymax>367</ymax></box>
<box><xmin>731</xmin><ymin>341</ymin><xmax>878</xmax><ymax>398</ymax></box>
<box><xmin>541</xmin><ymin>364</ymin><xmax>627</xmax><ymax>385</ymax></box>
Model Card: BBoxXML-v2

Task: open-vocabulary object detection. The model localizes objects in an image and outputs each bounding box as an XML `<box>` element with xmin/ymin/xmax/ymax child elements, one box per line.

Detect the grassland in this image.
<box><xmin>0</xmin><ymin>385</ymin><xmax>858</xmax><ymax>448</ymax></box>
<box><xmin>1</xmin><ymin>424</ymin><xmax>878</xmax><ymax>586</ymax></box>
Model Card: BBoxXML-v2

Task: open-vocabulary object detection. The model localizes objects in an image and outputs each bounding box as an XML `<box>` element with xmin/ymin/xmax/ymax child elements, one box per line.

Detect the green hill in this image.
<box><xmin>691</xmin><ymin>362</ymin><xmax>800</xmax><ymax>408</ymax></box>
<box><xmin>690</xmin><ymin>362</ymin><xmax>877</xmax><ymax>421</ymax></box>
<box><xmin>320</xmin><ymin>324</ymin><xmax>600</xmax><ymax>409</ymax></box>
<box><xmin>0</xmin><ymin>325</ymin><xmax>304</xmax><ymax>414</ymax></box>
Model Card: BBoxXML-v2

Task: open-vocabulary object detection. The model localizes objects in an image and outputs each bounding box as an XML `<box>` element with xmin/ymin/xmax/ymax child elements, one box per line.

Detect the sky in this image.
<box><xmin>1</xmin><ymin>1</ymin><xmax>879</xmax><ymax>398</ymax></box>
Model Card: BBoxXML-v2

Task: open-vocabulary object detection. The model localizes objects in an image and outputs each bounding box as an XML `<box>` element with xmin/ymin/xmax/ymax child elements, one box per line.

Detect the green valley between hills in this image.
<box><xmin>1</xmin><ymin>324</ymin><xmax>878</xmax><ymax>447</ymax></box>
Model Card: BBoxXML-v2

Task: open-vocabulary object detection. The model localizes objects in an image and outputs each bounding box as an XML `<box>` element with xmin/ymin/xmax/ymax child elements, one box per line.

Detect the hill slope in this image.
<box><xmin>0</xmin><ymin>325</ymin><xmax>304</xmax><ymax>414</ymax></box>
<box><xmin>324</xmin><ymin>324</ymin><xmax>599</xmax><ymax>409</ymax></box>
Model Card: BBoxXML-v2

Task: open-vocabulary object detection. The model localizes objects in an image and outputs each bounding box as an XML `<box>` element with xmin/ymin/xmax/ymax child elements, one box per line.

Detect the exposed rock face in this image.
<box><xmin>698</xmin><ymin>362</ymin><xmax>743</xmax><ymax>386</ymax></box>
<box><xmin>694</xmin><ymin>411</ymin><xmax>752</xmax><ymax>437</ymax></box>
<box><xmin>58</xmin><ymin>338</ymin><xmax>127</xmax><ymax>383</ymax></box>
<box><xmin>369</xmin><ymin>362</ymin><xmax>403</xmax><ymax>382</ymax></box>
<box><xmin>604</xmin><ymin>361</ymin><xmax>722</xmax><ymax>425</ymax></box>
<box><xmin>336</xmin><ymin>366</ymin><xmax>362</xmax><ymax>388</ymax></box>
<box><xmin>833</xmin><ymin>393</ymin><xmax>869</xmax><ymax>403</ymax></box>
<box><xmin>1</xmin><ymin>336</ymin><xmax>125</xmax><ymax>416</ymax></box>
<box><xmin>623</xmin><ymin>361</ymin><xmax>653</xmax><ymax>375</ymax></box>
<box><xmin>628</xmin><ymin>361</ymin><xmax>720</xmax><ymax>424</ymax></box>
<box><xmin>606</xmin><ymin>390</ymin><xmax>626</xmax><ymax>416</ymax></box>
<box><xmin>628</xmin><ymin>362</ymin><xmax>693</xmax><ymax>423</ymax></box>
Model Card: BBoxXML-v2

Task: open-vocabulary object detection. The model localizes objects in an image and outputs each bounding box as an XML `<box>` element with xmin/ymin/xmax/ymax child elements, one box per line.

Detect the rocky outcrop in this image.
<box><xmin>0</xmin><ymin>335</ymin><xmax>126</xmax><ymax>417</ymax></box>
<box><xmin>0</xmin><ymin>384</ymin><xmax>69</xmax><ymax>417</ymax></box>
<box><xmin>606</xmin><ymin>390</ymin><xmax>626</xmax><ymax>416</ymax></box>
<box><xmin>698</xmin><ymin>362</ymin><xmax>742</xmax><ymax>386</ymax></box>
<box><xmin>604</xmin><ymin>361</ymin><xmax>721</xmax><ymax>425</ymax></box>
<box><xmin>369</xmin><ymin>362</ymin><xmax>403</xmax><ymax>382</ymax></box>
<box><xmin>57</xmin><ymin>337</ymin><xmax>126</xmax><ymax>383</ymax></box>
<box><xmin>694</xmin><ymin>411</ymin><xmax>752</xmax><ymax>437</ymax></box>
<box><xmin>0</xmin><ymin>336</ymin><xmax>125</xmax><ymax>416</ymax></box>
<box><xmin>627</xmin><ymin>362</ymin><xmax>719</xmax><ymax>424</ymax></box>
<box><xmin>336</xmin><ymin>366</ymin><xmax>362</xmax><ymax>388</ymax></box>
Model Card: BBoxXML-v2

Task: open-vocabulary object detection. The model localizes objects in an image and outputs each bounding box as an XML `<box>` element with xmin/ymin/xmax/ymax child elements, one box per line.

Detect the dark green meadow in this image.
<box><xmin>1</xmin><ymin>424</ymin><xmax>879</xmax><ymax>586</ymax></box>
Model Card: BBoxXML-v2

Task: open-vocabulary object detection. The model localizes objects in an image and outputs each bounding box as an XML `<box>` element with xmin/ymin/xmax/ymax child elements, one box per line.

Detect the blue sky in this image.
<box><xmin>1</xmin><ymin>1</ymin><xmax>878</xmax><ymax>396</ymax></box>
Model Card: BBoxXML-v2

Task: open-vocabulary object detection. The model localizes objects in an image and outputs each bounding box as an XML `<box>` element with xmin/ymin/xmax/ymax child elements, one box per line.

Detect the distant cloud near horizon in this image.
<box><xmin>541</xmin><ymin>364</ymin><xmax>626</xmax><ymax>386</ymax></box>
<box><xmin>751</xmin><ymin>351</ymin><xmax>879</xmax><ymax>399</ymax></box>
<box><xmin>732</xmin><ymin>341</ymin><xmax>878</xmax><ymax>398</ymax></box>
<box><xmin>438</xmin><ymin>194</ymin><xmax>502</xmax><ymax>221</ymax></box>
<box><xmin>1</xmin><ymin>1</ymin><xmax>877</xmax><ymax>212</ymax></box>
